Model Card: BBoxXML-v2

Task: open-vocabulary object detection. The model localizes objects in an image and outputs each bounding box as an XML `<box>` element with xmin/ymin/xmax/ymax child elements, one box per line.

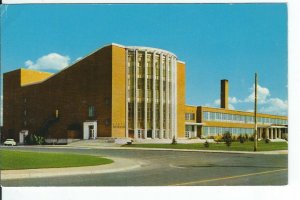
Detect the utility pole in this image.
<box><xmin>254</xmin><ymin>73</ymin><xmax>258</xmax><ymax>151</ymax></box>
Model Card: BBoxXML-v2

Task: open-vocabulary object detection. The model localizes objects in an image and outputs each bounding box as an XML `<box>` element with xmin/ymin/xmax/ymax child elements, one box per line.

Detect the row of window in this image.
<box><xmin>128</xmin><ymin>78</ymin><xmax>172</xmax><ymax>90</ymax></box>
<box><xmin>203</xmin><ymin>111</ymin><xmax>287</xmax><ymax>125</ymax></box>
<box><xmin>202</xmin><ymin>126</ymin><xmax>254</xmax><ymax>136</ymax></box>
<box><xmin>128</xmin><ymin>102</ymin><xmax>172</xmax><ymax>129</ymax></box>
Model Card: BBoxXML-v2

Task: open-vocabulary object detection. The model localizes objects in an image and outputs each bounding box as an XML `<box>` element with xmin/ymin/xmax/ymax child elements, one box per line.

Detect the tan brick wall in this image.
<box><xmin>111</xmin><ymin>45</ymin><xmax>126</xmax><ymax>138</ymax></box>
<box><xmin>185</xmin><ymin>105</ymin><xmax>197</xmax><ymax>123</ymax></box>
<box><xmin>177</xmin><ymin>61</ymin><xmax>186</xmax><ymax>138</ymax></box>
<box><xmin>20</xmin><ymin>69</ymin><xmax>53</xmax><ymax>86</ymax></box>
<box><xmin>3</xmin><ymin>70</ymin><xmax>22</xmax><ymax>141</ymax></box>
<box><xmin>3</xmin><ymin>45</ymin><xmax>116</xmax><ymax>141</ymax></box>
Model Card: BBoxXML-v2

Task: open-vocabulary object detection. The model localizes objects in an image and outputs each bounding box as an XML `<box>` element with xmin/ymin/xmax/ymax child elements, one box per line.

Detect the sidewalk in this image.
<box><xmin>68</xmin><ymin>146</ymin><xmax>288</xmax><ymax>155</ymax></box>
<box><xmin>5</xmin><ymin>144</ymin><xmax>288</xmax><ymax>155</ymax></box>
<box><xmin>1</xmin><ymin>157</ymin><xmax>142</xmax><ymax>180</ymax></box>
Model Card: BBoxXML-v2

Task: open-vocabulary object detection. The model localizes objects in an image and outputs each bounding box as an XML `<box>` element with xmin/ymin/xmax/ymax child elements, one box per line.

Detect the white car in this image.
<box><xmin>4</xmin><ymin>139</ymin><xmax>17</xmax><ymax>146</ymax></box>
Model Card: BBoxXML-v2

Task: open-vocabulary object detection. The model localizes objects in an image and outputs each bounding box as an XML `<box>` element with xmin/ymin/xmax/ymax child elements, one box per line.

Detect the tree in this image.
<box><xmin>223</xmin><ymin>131</ymin><xmax>232</xmax><ymax>147</ymax></box>
<box><xmin>171</xmin><ymin>136</ymin><xmax>177</xmax><ymax>145</ymax></box>
<box><xmin>204</xmin><ymin>140</ymin><xmax>209</xmax><ymax>148</ymax></box>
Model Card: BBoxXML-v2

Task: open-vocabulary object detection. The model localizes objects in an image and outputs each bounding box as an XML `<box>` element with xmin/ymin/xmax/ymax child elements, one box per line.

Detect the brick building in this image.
<box><xmin>3</xmin><ymin>43</ymin><xmax>287</xmax><ymax>142</ymax></box>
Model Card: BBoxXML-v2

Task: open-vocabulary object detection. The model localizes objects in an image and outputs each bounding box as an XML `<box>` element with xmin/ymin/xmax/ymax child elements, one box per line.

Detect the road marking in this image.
<box><xmin>169</xmin><ymin>168</ymin><xmax>288</xmax><ymax>186</ymax></box>
<box><xmin>169</xmin><ymin>164</ymin><xmax>186</xmax><ymax>169</ymax></box>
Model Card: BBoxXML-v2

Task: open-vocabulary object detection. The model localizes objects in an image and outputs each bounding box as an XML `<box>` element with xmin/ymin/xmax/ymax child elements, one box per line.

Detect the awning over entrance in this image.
<box><xmin>185</xmin><ymin>122</ymin><xmax>204</xmax><ymax>126</ymax></box>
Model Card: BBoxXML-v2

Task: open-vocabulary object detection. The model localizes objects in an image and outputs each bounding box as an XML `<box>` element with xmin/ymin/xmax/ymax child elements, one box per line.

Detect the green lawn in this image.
<box><xmin>0</xmin><ymin>150</ymin><xmax>113</xmax><ymax>170</ymax></box>
<box><xmin>123</xmin><ymin>141</ymin><xmax>288</xmax><ymax>152</ymax></box>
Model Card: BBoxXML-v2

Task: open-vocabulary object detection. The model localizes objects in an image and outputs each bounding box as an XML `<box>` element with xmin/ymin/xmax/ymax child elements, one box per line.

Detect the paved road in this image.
<box><xmin>1</xmin><ymin>146</ymin><xmax>288</xmax><ymax>186</ymax></box>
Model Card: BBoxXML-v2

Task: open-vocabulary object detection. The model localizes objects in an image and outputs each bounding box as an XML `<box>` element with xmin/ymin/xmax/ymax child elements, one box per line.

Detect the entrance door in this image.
<box><xmin>89</xmin><ymin>125</ymin><xmax>95</xmax><ymax>139</ymax></box>
<box><xmin>83</xmin><ymin>121</ymin><xmax>97</xmax><ymax>139</ymax></box>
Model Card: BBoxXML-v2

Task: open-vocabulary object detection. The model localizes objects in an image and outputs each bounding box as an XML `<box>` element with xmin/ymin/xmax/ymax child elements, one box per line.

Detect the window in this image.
<box><xmin>105</xmin><ymin>119</ymin><xmax>110</xmax><ymax>126</ymax></box>
<box><xmin>185</xmin><ymin>113</ymin><xmax>195</xmax><ymax>120</ymax></box>
<box><xmin>147</xmin><ymin>79</ymin><xmax>153</xmax><ymax>90</ymax></box>
<box><xmin>155</xmin><ymin>80</ymin><xmax>160</xmax><ymax>90</ymax></box>
<box><xmin>204</xmin><ymin>112</ymin><xmax>209</xmax><ymax>121</ymax></box>
<box><xmin>88</xmin><ymin>106</ymin><xmax>95</xmax><ymax>117</ymax></box>
<box><xmin>138</xmin><ymin>78</ymin><xmax>144</xmax><ymax>89</ymax></box>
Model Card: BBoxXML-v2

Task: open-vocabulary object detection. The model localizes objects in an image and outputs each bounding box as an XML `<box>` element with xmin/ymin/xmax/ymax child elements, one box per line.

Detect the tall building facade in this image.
<box><xmin>3</xmin><ymin>44</ymin><xmax>186</xmax><ymax>141</ymax></box>
<box><xmin>3</xmin><ymin>43</ymin><xmax>287</xmax><ymax>142</ymax></box>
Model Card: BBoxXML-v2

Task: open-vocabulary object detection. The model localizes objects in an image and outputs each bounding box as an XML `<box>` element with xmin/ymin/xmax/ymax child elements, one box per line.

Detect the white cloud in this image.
<box><xmin>212</xmin><ymin>96</ymin><xmax>240</xmax><ymax>106</ymax></box>
<box><xmin>228</xmin><ymin>104</ymin><xmax>235</xmax><ymax>110</ymax></box>
<box><xmin>75</xmin><ymin>57</ymin><xmax>82</xmax><ymax>62</ymax></box>
<box><xmin>25</xmin><ymin>53</ymin><xmax>70</xmax><ymax>71</ymax></box>
<box><xmin>244</xmin><ymin>84</ymin><xmax>270</xmax><ymax>104</ymax></box>
<box><xmin>260</xmin><ymin>98</ymin><xmax>288</xmax><ymax>115</ymax></box>
<box><xmin>206</xmin><ymin>84</ymin><xmax>287</xmax><ymax>115</ymax></box>
<box><xmin>229</xmin><ymin>96</ymin><xmax>242</xmax><ymax>104</ymax></box>
<box><xmin>213</xmin><ymin>99</ymin><xmax>220</xmax><ymax>106</ymax></box>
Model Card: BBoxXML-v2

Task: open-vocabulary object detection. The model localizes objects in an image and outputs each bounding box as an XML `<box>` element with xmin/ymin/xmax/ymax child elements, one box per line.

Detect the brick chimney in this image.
<box><xmin>221</xmin><ymin>79</ymin><xmax>229</xmax><ymax>109</ymax></box>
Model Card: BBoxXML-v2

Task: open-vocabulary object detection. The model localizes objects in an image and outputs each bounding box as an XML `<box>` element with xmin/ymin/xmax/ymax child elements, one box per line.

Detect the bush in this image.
<box><xmin>214</xmin><ymin>135</ymin><xmax>223</xmax><ymax>143</ymax></box>
<box><xmin>245</xmin><ymin>134</ymin><xmax>249</xmax><ymax>141</ymax></box>
<box><xmin>171</xmin><ymin>136</ymin><xmax>177</xmax><ymax>145</ymax></box>
<box><xmin>239</xmin><ymin>135</ymin><xmax>245</xmax><ymax>144</ymax></box>
<box><xmin>232</xmin><ymin>135</ymin><xmax>237</xmax><ymax>142</ymax></box>
<box><xmin>223</xmin><ymin>131</ymin><xmax>232</xmax><ymax>147</ymax></box>
<box><xmin>24</xmin><ymin>134</ymin><xmax>45</xmax><ymax>145</ymax></box>
<box><xmin>204</xmin><ymin>140</ymin><xmax>209</xmax><ymax>148</ymax></box>
<box><xmin>265</xmin><ymin>138</ymin><xmax>271</xmax><ymax>144</ymax></box>
<box><xmin>249</xmin><ymin>135</ymin><xmax>255</xmax><ymax>142</ymax></box>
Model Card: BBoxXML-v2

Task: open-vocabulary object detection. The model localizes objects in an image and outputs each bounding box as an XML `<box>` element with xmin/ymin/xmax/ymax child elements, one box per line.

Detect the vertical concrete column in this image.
<box><xmin>134</xmin><ymin>50</ymin><xmax>138</xmax><ymax>139</ymax></box>
<box><xmin>166</xmin><ymin>56</ymin><xmax>170</xmax><ymax>139</ymax></box>
<box><xmin>144</xmin><ymin>51</ymin><xmax>148</xmax><ymax>139</ymax></box>
<box><xmin>152</xmin><ymin>52</ymin><xmax>156</xmax><ymax>139</ymax></box>
<box><xmin>125</xmin><ymin>49</ymin><xmax>129</xmax><ymax>138</ymax></box>
<box><xmin>170</xmin><ymin>56</ymin><xmax>174</xmax><ymax>139</ymax></box>
<box><xmin>270</xmin><ymin>128</ymin><xmax>273</xmax><ymax>139</ymax></box>
<box><xmin>194</xmin><ymin>125</ymin><xmax>197</xmax><ymax>138</ymax></box>
<box><xmin>173</xmin><ymin>57</ymin><xmax>177</xmax><ymax>138</ymax></box>
<box><xmin>159</xmin><ymin>53</ymin><xmax>164</xmax><ymax>139</ymax></box>
<box><xmin>278</xmin><ymin>128</ymin><xmax>282</xmax><ymax>139</ymax></box>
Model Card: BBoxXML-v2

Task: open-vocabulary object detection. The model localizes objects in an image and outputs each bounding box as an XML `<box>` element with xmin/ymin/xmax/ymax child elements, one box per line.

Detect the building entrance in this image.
<box><xmin>83</xmin><ymin>121</ymin><xmax>97</xmax><ymax>139</ymax></box>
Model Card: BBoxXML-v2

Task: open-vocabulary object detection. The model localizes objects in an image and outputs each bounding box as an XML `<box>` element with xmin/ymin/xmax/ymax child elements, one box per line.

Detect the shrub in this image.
<box><xmin>204</xmin><ymin>140</ymin><xmax>209</xmax><ymax>148</ymax></box>
<box><xmin>265</xmin><ymin>138</ymin><xmax>271</xmax><ymax>144</ymax></box>
<box><xmin>171</xmin><ymin>136</ymin><xmax>177</xmax><ymax>145</ymax></box>
<box><xmin>34</xmin><ymin>135</ymin><xmax>45</xmax><ymax>145</ymax></box>
<box><xmin>223</xmin><ymin>131</ymin><xmax>232</xmax><ymax>147</ymax></box>
<box><xmin>24</xmin><ymin>134</ymin><xmax>45</xmax><ymax>145</ymax></box>
<box><xmin>239</xmin><ymin>135</ymin><xmax>245</xmax><ymax>144</ymax></box>
<box><xmin>232</xmin><ymin>135</ymin><xmax>237</xmax><ymax>142</ymax></box>
<box><xmin>214</xmin><ymin>135</ymin><xmax>223</xmax><ymax>143</ymax></box>
<box><xmin>245</xmin><ymin>134</ymin><xmax>249</xmax><ymax>141</ymax></box>
<box><xmin>249</xmin><ymin>135</ymin><xmax>255</xmax><ymax>142</ymax></box>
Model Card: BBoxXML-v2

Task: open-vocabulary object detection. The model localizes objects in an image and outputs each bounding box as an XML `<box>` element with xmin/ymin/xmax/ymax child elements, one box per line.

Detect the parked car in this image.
<box><xmin>4</xmin><ymin>139</ymin><xmax>17</xmax><ymax>146</ymax></box>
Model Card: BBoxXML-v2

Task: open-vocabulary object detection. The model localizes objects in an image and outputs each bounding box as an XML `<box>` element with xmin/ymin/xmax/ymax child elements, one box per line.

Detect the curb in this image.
<box><xmin>1</xmin><ymin>145</ymin><xmax>288</xmax><ymax>155</ymax></box>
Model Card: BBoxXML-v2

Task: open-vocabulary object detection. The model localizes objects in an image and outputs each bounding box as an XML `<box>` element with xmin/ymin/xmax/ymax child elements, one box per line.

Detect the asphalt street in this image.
<box><xmin>1</xmin><ymin>146</ymin><xmax>288</xmax><ymax>186</ymax></box>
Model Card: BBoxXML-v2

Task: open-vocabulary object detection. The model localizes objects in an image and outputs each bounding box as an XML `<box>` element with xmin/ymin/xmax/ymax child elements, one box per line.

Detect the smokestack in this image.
<box><xmin>221</xmin><ymin>79</ymin><xmax>228</xmax><ymax>109</ymax></box>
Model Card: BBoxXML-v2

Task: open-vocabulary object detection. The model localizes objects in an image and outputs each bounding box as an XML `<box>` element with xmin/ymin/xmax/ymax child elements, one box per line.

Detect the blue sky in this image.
<box><xmin>1</xmin><ymin>3</ymin><xmax>288</xmax><ymax>119</ymax></box>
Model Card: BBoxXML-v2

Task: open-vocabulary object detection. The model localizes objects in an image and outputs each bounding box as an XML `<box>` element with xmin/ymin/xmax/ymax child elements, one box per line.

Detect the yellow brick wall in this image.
<box><xmin>177</xmin><ymin>61</ymin><xmax>186</xmax><ymax>138</ymax></box>
<box><xmin>111</xmin><ymin>45</ymin><xmax>126</xmax><ymax>138</ymax></box>
<box><xmin>185</xmin><ymin>105</ymin><xmax>197</xmax><ymax>123</ymax></box>
<box><xmin>20</xmin><ymin>69</ymin><xmax>53</xmax><ymax>86</ymax></box>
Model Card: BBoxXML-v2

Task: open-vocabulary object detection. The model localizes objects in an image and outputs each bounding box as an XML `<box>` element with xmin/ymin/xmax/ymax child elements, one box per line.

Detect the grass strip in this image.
<box><xmin>123</xmin><ymin>141</ymin><xmax>287</xmax><ymax>152</ymax></box>
<box><xmin>0</xmin><ymin>150</ymin><xmax>113</xmax><ymax>170</ymax></box>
